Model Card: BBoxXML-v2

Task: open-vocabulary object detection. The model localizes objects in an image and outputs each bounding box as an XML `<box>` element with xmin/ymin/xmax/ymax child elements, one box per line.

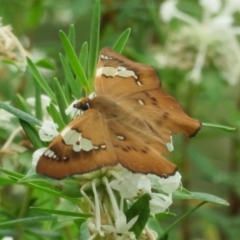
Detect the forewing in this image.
<box><xmin>95</xmin><ymin>47</ymin><xmax>160</xmax><ymax>99</ymax></box>
<box><xmin>36</xmin><ymin>109</ymin><xmax>118</xmax><ymax>179</ymax></box>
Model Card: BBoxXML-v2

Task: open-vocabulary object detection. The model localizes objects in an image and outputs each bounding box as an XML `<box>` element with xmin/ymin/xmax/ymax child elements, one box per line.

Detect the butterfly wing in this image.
<box><xmin>95</xmin><ymin>47</ymin><xmax>160</xmax><ymax>99</ymax></box>
<box><xmin>36</xmin><ymin>109</ymin><xmax>118</xmax><ymax>179</ymax></box>
<box><xmin>106</xmin><ymin>116</ymin><xmax>177</xmax><ymax>177</ymax></box>
<box><xmin>117</xmin><ymin>89</ymin><xmax>201</xmax><ymax>141</ymax></box>
<box><xmin>95</xmin><ymin>47</ymin><xmax>201</xmax><ymax>140</ymax></box>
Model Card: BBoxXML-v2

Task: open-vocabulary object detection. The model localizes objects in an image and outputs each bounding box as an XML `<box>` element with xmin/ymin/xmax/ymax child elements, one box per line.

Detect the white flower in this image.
<box><xmin>26</xmin><ymin>95</ymin><xmax>52</xmax><ymax>120</ymax></box>
<box><xmin>110</xmin><ymin>170</ymin><xmax>141</xmax><ymax>199</ymax></box>
<box><xmin>137</xmin><ymin>175</ymin><xmax>152</xmax><ymax>193</ymax></box>
<box><xmin>199</xmin><ymin>0</ymin><xmax>221</xmax><ymax>14</ymax></box>
<box><xmin>158</xmin><ymin>171</ymin><xmax>182</xmax><ymax>194</ymax></box>
<box><xmin>149</xmin><ymin>193</ymin><xmax>172</xmax><ymax>214</ymax></box>
<box><xmin>0</xmin><ymin>18</ymin><xmax>27</xmax><ymax>65</ymax></box>
<box><xmin>158</xmin><ymin>0</ymin><xmax>240</xmax><ymax>85</ymax></box>
<box><xmin>102</xmin><ymin>211</ymin><xmax>138</xmax><ymax>240</ymax></box>
<box><xmin>38</xmin><ymin>120</ymin><xmax>58</xmax><ymax>141</ymax></box>
<box><xmin>1</xmin><ymin>237</ymin><xmax>14</xmax><ymax>240</ymax></box>
<box><xmin>0</xmin><ymin>108</ymin><xmax>14</xmax><ymax>121</ymax></box>
<box><xmin>32</xmin><ymin>148</ymin><xmax>47</xmax><ymax>167</ymax></box>
<box><xmin>160</xmin><ymin>0</ymin><xmax>178</xmax><ymax>22</ymax></box>
<box><xmin>26</xmin><ymin>95</ymin><xmax>51</xmax><ymax>110</ymax></box>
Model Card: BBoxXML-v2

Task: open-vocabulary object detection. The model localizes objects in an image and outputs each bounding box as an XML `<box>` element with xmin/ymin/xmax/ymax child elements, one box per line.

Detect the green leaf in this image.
<box><xmin>30</xmin><ymin>207</ymin><xmax>91</xmax><ymax>218</ymax></box>
<box><xmin>35</xmin><ymin>83</ymin><xmax>43</xmax><ymax>120</ymax></box>
<box><xmin>79</xmin><ymin>42</ymin><xmax>89</xmax><ymax>74</ymax></box>
<box><xmin>0</xmin><ymin>101</ymin><xmax>41</xmax><ymax>126</ymax></box>
<box><xmin>0</xmin><ymin>216</ymin><xmax>57</xmax><ymax>228</ymax></box>
<box><xmin>60</xmin><ymin>31</ymin><xmax>89</xmax><ymax>92</ymax></box>
<box><xmin>126</xmin><ymin>193</ymin><xmax>151</xmax><ymax>238</ymax></box>
<box><xmin>155</xmin><ymin>212</ymin><xmax>176</xmax><ymax>220</ymax></box>
<box><xmin>202</xmin><ymin>122</ymin><xmax>236</xmax><ymax>132</ymax></box>
<box><xmin>68</xmin><ymin>24</ymin><xmax>76</xmax><ymax>50</ymax></box>
<box><xmin>79</xmin><ymin>222</ymin><xmax>91</xmax><ymax>240</ymax></box>
<box><xmin>27</xmin><ymin>58</ymin><xmax>57</xmax><ymax>103</ymax></box>
<box><xmin>15</xmin><ymin>94</ymin><xmax>32</xmax><ymax>114</ymax></box>
<box><xmin>59</xmin><ymin>53</ymin><xmax>82</xmax><ymax>99</ymax></box>
<box><xmin>173</xmin><ymin>190</ymin><xmax>229</xmax><ymax>206</ymax></box>
<box><xmin>113</xmin><ymin>28</ymin><xmax>131</xmax><ymax>53</ymax></box>
<box><xmin>0</xmin><ymin>168</ymin><xmax>24</xmax><ymax>179</ymax></box>
<box><xmin>53</xmin><ymin>78</ymin><xmax>71</xmax><ymax>124</ymax></box>
<box><xmin>0</xmin><ymin>176</ymin><xmax>15</xmax><ymax>185</ymax></box>
<box><xmin>88</xmin><ymin>0</ymin><xmax>100</xmax><ymax>85</ymax></box>
<box><xmin>35</xmin><ymin>59</ymin><xmax>56</xmax><ymax>70</ymax></box>
<box><xmin>19</xmin><ymin>119</ymin><xmax>45</xmax><ymax>149</ymax></box>
<box><xmin>0</xmin><ymin>168</ymin><xmax>79</xmax><ymax>203</ymax></box>
<box><xmin>46</xmin><ymin>103</ymin><xmax>65</xmax><ymax>130</ymax></box>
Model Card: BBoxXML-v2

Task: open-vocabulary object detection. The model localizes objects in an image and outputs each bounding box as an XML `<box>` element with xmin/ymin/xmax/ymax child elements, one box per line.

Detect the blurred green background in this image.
<box><xmin>0</xmin><ymin>0</ymin><xmax>240</xmax><ymax>239</ymax></box>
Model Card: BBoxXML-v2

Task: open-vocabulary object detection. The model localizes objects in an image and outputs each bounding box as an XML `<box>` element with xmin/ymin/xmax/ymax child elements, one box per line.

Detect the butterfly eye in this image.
<box><xmin>80</xmin><ymin>102</ymin><xmax>90</xmax><ymax>111</ymax></box>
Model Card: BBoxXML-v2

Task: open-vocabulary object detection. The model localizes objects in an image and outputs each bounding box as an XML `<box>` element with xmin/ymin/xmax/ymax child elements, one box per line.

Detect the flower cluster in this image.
<box><xmin>0</xmin><ymin>18</ymin><xmax>27</xmax><ymax>66</ymax></box>
<box><xmin>32</xmin><ymin>98</ymin><xmax>182</xmax><ymax>239</ymax></box>
<box><xmin>158</xmin><ymin>0</ymin><xmax>240</xmax><ymax>84</ymax></box>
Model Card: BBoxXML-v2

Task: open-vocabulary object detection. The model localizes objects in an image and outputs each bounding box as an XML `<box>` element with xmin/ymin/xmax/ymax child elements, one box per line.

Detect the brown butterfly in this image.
<box><xmin>36</xmin><ymin>47</ymin><xmax>201</xmax><ymax>180</ymax></box>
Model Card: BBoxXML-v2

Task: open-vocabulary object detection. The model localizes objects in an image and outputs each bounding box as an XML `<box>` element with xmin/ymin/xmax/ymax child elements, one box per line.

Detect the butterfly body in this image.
<box><xmin>36</xmin><ymin>47</ymin><xmax>201</xmax><ymax>180</ymax></box>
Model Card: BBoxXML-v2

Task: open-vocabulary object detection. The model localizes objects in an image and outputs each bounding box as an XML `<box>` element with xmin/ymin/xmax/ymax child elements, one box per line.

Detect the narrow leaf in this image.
<box><xmin>173</xmin><ymin>191</ymin><xmax>229</xmax><ymax>206</ymax></box>
<box><xmin>27</xmin><ymin>58</ymin><xmax>57</xmax><ymax>103</ymax></box>
<box><xmin>19</xmin><ymin>119</ymin><xmax>45</xmax><ymax>149</ymax></box>
<box><xmin>53</xmin><ymin>78</ymin><xmax>71</xmax><ymax>124</ymax></box>
<box><xmin>88</xmin><ymin>0</ymin><xmax>100</xmax><ymax>83</ymax></box>
<box><xmin>68</xmin><ymin>24</ymin><xmax>76</xmax><ymax>49</ymax></box>
<box><xmin>15</xmin><ymin>94</ymin><xmax>32</xmax><ymax>114</ymax></box>
<box><xmin>113</xmin><ymin>28</ymin><xmax>131</xmax><ymax>53</ymax></box>
<box><xmin>35</xmin><ymin>84</ymin><xmax>43</xmax><ymax>120</ymax></box>
<box><xmin>0</xmin><ymin>168</ymin><xmax>79</xmax><ymax>203</ymax></box>
<box><xmin>0</xmin><ymin>101</ymin><xmax>41</xmax><ymax>126</ymax></box>
<box><xmin>202</xmin><ymin>122</ymin><xmax>236</xmax><ymax>132</ymax></box>
<box><xmin>60</xmin><ymin>31</ymin><xmax>89</xmax><ymax>92</ymax></box>
<box><xmin>59</xmin><ymin>53</ymin><xmax>82</xmax><ymax>99</ymax></box>
<box><xmin>30</xmin><ymin>207</ymin><xmax>91</xmax><ymax>218</ymax></box>
<box><xmin>46</xmin><ymin>103</ymin><xmax>66</xmax><ymax>130</ymax></box>
<box><xmin>0</xmin><ymin>216</ymin><xmax>57</xmax><ymax>228</ymax></box>
<box><xmin>35</xmin><ymin>59</ymin><xmax>56</xmax><ymax>70</ymax></box>
<box><xmin>79</xmin><ymin>42</ymin><xmax>89</xmax><ymax>74</ymax></box>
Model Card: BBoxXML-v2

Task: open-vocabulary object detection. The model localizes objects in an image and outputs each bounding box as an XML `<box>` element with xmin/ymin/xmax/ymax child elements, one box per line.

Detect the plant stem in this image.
<box><xmin>228</xmin><ymin>82</ymin><xmax>240</xmax><ymax>215</ymax></box>
<box><xmin>179</xmin><ymin>81</ymin><xmax>199</xmax><ymax>240</ymax></box>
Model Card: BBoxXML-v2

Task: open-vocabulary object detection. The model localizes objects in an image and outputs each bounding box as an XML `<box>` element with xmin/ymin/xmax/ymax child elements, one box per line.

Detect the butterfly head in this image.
<box><xmin>73</xmin><ymin>97</ymin><xmax>91</xmax><ymax>111</ymax></box>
